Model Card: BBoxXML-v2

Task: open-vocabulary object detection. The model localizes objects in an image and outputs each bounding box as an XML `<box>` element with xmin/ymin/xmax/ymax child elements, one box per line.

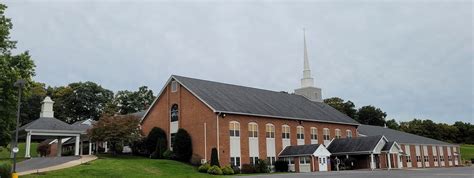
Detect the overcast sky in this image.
<box><xmin>4</xmin><ymin>0</ymin><xmax>472</xmax><ymax>124</ymax></box>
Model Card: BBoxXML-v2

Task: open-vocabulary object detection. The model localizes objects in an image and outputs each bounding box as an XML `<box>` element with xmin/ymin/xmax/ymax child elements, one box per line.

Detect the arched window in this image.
<box><xmin>310</xmin><ymin>127</ymin><xmax>318</xmax><ymax>140</ymax></box>
<box><xmin>335</xmin><ymin>129</ymin><xmax>341</xmax><ymax>139</ymax></box>
<box><xmin>346</xmin><ymin>130</ymin><xmax>352</xmax><ymax>138</ymax></box>
<box><xmin>266</xmin><ymin>124</ymin><xmax>275</xmax><ymax>138</ymax></box>
<box><xmin>282</xmin><ymin>125</ymin><xmax>290</xmax><ymax>139</ymax></box>
<box><xmin>229</xmin><ymin>121</ymin><xmax>240</xmax><ymax>137</ymax></box>
<box><xmin>248</xmin><ymin>123</ymin><xmax>258</xmax><ymax>138</ymax></box>
<box><xmin>323</xmin><ymin>128</ymin><xmax>330</xmax><ymax>141</ymax></box>
<box><xmin>170</xmin><ymin>104</ymin><xmax>179</xmax><ymax>122</ymax></box>
<box><xmin>297</xmin><ymin>126</ymin><xmax>304</xmax><ymax>139</ymax></box>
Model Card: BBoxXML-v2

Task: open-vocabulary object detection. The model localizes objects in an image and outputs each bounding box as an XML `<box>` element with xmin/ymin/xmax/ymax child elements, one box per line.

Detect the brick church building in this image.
<box><xmin>140</xmin><ymin>33</ymin><xmax>460</xmax><ymax>172</ymax></box>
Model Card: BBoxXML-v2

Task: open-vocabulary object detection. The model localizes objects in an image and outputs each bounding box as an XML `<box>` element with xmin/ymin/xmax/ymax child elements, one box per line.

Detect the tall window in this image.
<box><xmin>171</xmin><ymin>81</ymin><xmax>178</xmax><ymax>92</ymax></box>
<box><xmin>346</xmin><ymin>130</ymin><xmax>353</xmax><ymax>138</ymax></box>
<box><xmin>335</xmin><ymin>129</ymin><xmax>341</xmax><ymax>139</ymax></box>
<box><xmin>230</xmin><ymin>157</ymin><xmax>241</xmax><ymax>167</ymax></box>
<box><xmin>310</xmin><ymin>127</ymin><xmax>318</xmax><ymax>140</ymax></box>
<box><xmin>170</xmin><ymin>104</ymin><xmax>179</xmax><ymax>122</ymax></box>
<box><xmin>323</xmin><ymin>128</ymin><xmax>330</xmax><ymax>141</ymax></box>
<box><xmin>250</xmin><ymin>157</ymin><xmax>259</xmax><ymax>165</ymax></box>
<box><xmin>406</xmin><ymin>155</ymin><xmax>412</xmax><ymax>163</ymax></box>
<box><xmin>266</xmin><ymin>124</ymin><xmax>275</xmax><ymax>138</ymax></box>
<box><xmin>229</xmin><ymin>122</ymin><xmax>240</xmax><ymax>137</ymax></box>
<box><xmin>248</xmin><ymin>123</ymin><xmax>258</xmax><ymax>138</ymax></box>
<box><xmin>297</xmin><ymin>126</ymin><xmax>304</xmax><ymax>139</ymax></box>
<box><xmin>282</xmin><ymin>125</ymin><xmax>290</xmax><ymax>139</ymax></box>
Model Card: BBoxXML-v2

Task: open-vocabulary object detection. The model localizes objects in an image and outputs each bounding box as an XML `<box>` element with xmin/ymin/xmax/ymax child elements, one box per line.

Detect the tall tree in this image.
<box><xmin>356</xmin><ymin>105</ymin><xmax>387</xmax><ymax>126</ymax></box>
<box><xmin>323</xmin><ymin>97</ymin><xmax>357</xmax><ymax>119</ymax></box>
<box><xmin>51</xmin><ymin>81</ymin><xmax>113</xmax><ymax>123</ymax></box>
<box><xmin>385</xmin><ymin>119</ymin><xmax>400</xmax><ymax>130</ymax></box>
<box><xmin>114</xmin><ymin>86</ymin><xmax>154</xmax><ymax>115</ymax></box>
<box><xmin>88</xmin><ymin>114</ymin><xmax>141</xmax><ymax>155</ymax></box>
<box><xmin>20</xmin><ymin>82</ymin><xmax>47</xmax><ymax>125</ymax></box>
<box><xmin>0</xmin><ymin>4</ymin><xmax>35</xmax><ymax>147</ymax></box>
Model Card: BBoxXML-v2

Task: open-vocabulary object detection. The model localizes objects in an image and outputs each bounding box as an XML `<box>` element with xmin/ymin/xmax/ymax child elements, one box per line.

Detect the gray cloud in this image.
<box><xmin>4</xmin><ymin>0</ymin><xmax>473</xmax><ymax>124</ymax></box>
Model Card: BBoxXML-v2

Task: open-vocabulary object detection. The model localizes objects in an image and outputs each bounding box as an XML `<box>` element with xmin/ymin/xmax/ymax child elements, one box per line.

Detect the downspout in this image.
<box><xmin>216</xmin><ymin>112</ymin><xmax>221</xmax><ymax>158</ymax></box>
<box><xmin>204</xmin><ymin>122</ymin><xmax>207</xmax><ymax>160</ymax></box>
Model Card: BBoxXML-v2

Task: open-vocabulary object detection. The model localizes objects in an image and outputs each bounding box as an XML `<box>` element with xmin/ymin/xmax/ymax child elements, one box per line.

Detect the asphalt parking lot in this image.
<box><xmin>241</xmin><ymin>167</ymin><xmax>474</xmax><ymax>178</ymax></box>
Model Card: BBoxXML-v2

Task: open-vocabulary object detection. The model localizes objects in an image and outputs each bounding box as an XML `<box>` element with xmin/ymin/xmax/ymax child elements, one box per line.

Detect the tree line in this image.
<box><xmin>323</xmin><ymin>97</ymin><xmax>474</xmax><ymax>144</ymax></box>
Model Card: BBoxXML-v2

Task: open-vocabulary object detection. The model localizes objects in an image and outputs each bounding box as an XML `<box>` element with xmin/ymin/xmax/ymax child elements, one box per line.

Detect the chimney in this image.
<box><xmin>40</xmin><ymin>96</ymin><xmax>54</xmax><ymax>118</ymax></box>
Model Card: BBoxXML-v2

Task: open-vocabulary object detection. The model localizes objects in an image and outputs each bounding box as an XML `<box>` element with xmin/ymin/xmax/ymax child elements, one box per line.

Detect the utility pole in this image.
<box><xmin>12</xmin><ymin>79</ymin><xmax>26</xmax><ymax>178</ymax></box>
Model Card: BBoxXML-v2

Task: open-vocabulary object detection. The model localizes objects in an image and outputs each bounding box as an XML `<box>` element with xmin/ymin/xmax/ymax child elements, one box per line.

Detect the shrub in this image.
<box><xmin>198</xmin><ymin>163</ymin><xmax>211</xmax><ymax>173</ymax></box>
<box><xmin>163</xmin><ymin>149</ymin><xmax>174</xmax><ymax>159</ymax></box>
<box><xmin>255</xmin><ymin>159</ymin><xmax>270</xmax><ymax>173</ymax></box>
<box><xmin>0</xmin><ymin>163</ymin><xmax>12</xmax><ymax>178</ymax></box>
<box><xmin>275</xmin><ymin>160</ymin><xmax>288</xmax><ymax>172</ymax></box>
<box><xmin>37</xmin><ymin>142</ymin><xmax>51</xmax><ymax>157</ymax></box>
<box><xmin>231</xmin><ymin>165</ymin><xmax>241</xmax><ymax>174</ymax></box>
<box><xmin>241</xmin><ymin>164</ymin><xmax>256</xmax><ymax>174</ymax></box>
<box><xmin>210</xmin><ymin>148</ymin><xmax>220</xmax><ymax>167</ymax></box>
<box><xmin>62</xmin><ymin>150</ymin><xmax>74</xmax><ymax>156</ymax></box>
<box><xmin>221</xmin><ymin>165</ymin><xmax>234</xmax><ymax>175</ymax></box>
<box><xmin>131</xmin><ymin>138</ymin><xmax>148</xmax><ymax>156</ymax></box>
<box><xmin>146</xmin><ymin>127</ymin><xmax>167</xmax><ymax>158</ymax></box>
<box><xmin>173</xmin><ymin>129</ymin><xmax>193</xmax><ymax>162</ymax></box>
<box><xmin>207</xmin><ymin>165</ymin><xmax>223</xmax><ymax>175</ymax></box>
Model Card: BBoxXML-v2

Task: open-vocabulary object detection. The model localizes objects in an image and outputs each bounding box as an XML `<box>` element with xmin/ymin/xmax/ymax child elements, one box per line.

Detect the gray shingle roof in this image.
<box><xmin>327</xmin><ymin>135</ymin><xmax>383</xmax><ymax>154</ymax></box>
<box><xmin>19</xmin><ymin>117</ymin><xmax>84</xmax><ymax>132</ymax></box>
<box><xmin>357</xmin><ymin>124</ymin><xmax>453</xmax><ymax>145</ymax></box>
<box><xmin>172</xmin><ymin>75</ymin><xmax>359</xmax><ymax>125</ymax></box>
<box><xmin>279</xmin><ymin>144</ymin><xmax>321</xmax><ymax>157</ymax></box>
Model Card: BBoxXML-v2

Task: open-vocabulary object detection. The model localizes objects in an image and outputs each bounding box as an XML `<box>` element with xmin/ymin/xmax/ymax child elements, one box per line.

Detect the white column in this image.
<box><xmin>89</xmin><ymin>142</ymin><xmax>92</xmax><ymax>155</ymax></box>
<box><xmin>25</xmin><ymin>132</ymin><xmax>31</xmax><ymax>158</ymax></box>
<box><xmin>370</xmin><ymin>154</ymin><xmax>375</xmax><ymax>170</ymax></box>
<box><xmin>387</xmin><ymin>153</ymin><xmax>392</xmax><ymax>170</ymax></box>
<box><xmin>80</xmin><ymin>139</ymin><xmax>84</xmax><ymax>155</ymax></box>
<box><xmin>57</xmin><ymin>137</ymin><xmax>62</xmax><ymax>157</ymax></box>
<box><xmin>74</xmin><ymin>135</ymin><xmax>80</xmax><ymax>156</ymax></box>
<box><xmin>104</xmin><ymin>141</ymin><xmax>108</xmax><ymax>153</ymax></box>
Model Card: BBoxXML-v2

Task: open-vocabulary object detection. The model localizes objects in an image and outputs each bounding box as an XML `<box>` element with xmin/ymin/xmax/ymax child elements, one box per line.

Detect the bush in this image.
<box><xmin>131</xmin><ymin>138</ymin><xmax>148</xmax><ymax>156</ymax></box>
<box><xmin>241</xmin><ymin>164</ymin><xmax>256</xmax><ymax>174</ymax></box>
<box><xmin>62</xmin><ymin>150</ymin><xmax>74</xmax><ymax>156</ymax></box>
<box><xmin>221</xmin><ymin>165</ymin><xmax>234</xmax><ymax>175</ymax></box>
<box><xmin>163</xmin><ymin>149</ymin><xmax>174</xmax><ymax>159</ymax></box>
<box><xmin>198</xmin><ymin>163</ymin><xmax>210</xmax><ymax>173</ymax></box>
<box><xmin>173</xmin><ymin>129</ymin><xmax>193</xmax><ymax>162</ymax></box>
<box><xmin>146</xmin><ymin>127</ymin><xmax>167</xmax><ymax>158</ymax></box>
<box><xmin>37</xmin><ymin>142</ymin><xmax>51</xmax><ymax>157</ymax></box>
<box><xmin>210</xmin><ymin>147</ymin><xmax>220</xmax><ymax>167</ymax></box>
<box><xmin>231</xmin><ymin>165</ymin><xmax>241</xmax><ymax>174</ymax></box>
<box><xmin>0</xmin><ymin>163</ymin><xmax>11</xmax><ymax>178</ymax></box>
<box><xmin>255</xmin><ymin>159</ymin><xmax>270</xmax><ymax>173</ymax></box>
<box><xmin>275</xmin><ymin>160</ymin><xmax>288</xmax><ymax>172</ymax></box>
<box><xmin>207</xmin><ymin>165</ymin><xmax>223</xmax><ymax>175</ymax></box>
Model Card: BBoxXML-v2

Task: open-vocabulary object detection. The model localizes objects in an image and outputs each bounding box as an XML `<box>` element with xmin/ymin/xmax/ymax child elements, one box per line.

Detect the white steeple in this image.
<box><xmin>295</xmin><ymin>29</ymin><xmax>323</xmax><ymax>102</ymax></box>
<box><xmin>301</xmin><ymin>29</ymin><xmax>315</xmax><ymax>88</ymax></box>
<box><xmin>40</xmin><ymin>96</ymin><xmax>55</xmax><ymax>118</ymax></box>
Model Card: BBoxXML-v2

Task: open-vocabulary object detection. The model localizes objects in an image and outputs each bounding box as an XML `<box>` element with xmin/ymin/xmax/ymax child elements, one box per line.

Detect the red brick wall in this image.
<box><xmin>141</xmin><ymin>79</ymin><xmax>358</xmax><ymax>167</ymax></box>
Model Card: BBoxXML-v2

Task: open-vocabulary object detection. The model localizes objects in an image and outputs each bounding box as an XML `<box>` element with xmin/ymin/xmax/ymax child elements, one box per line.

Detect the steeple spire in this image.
<box><xmin>295</xmin><ymin>29</ymin><xmax>323</xmax><ymax>102</ymax></box>
<box><xmin>301</xmin><ymin>28</ymin><xmax>314</xmax><ymax>88</ymax></box>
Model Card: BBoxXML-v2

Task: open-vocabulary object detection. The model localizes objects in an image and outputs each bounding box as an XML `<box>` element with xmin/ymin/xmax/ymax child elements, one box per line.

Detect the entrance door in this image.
<box><xmin>299</xmin><ymin>156</ymin><xmax>311</xmax><ymax>172</ymax></box>
<box><xmin>318</xmin><ymin>157</ymin><xmax>328</xmax><ymax>172</ymax></box>
<box><xmin>398</xmin><ymin>155</ymin><xmax>403</xmax><ymax>168</ymax></box>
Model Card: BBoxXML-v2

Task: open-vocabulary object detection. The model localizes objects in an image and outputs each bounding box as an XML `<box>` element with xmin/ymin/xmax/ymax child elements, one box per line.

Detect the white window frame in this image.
<box><xmin>229</xmin><ymin>121</ymin><xmax>240</xmax><ymax>137</ymax></box>
<box><xmin>310</xmin><ymin>127</ymin><xmax>318</xmax><ymax>140</ymax></box>
<box><xmin>297</xmin><ymin>126</ymin><xmax>304</xmax><ymax>139</ymax></box>
<box><xmin>266</xmin><ymin>124</ymin><xmax>275</xmax><ymax>138</ymax></box>
<box><xmin>346</xmin><ymin>130</ymin><xmax>352</xmax><ymax>138</ymax></box>
<box><xmin>171</xmin><ymin>81</ymin><xmax>178</xmax><ymax>92</ymax></box>
<box><xmin>282</xmin><ymin>125</ymin><xmax>290</xmax><ymax>139</ymax></box>
<box><xmin>335</xmin><ymin>129</ymin><xmax>341</xmax><ymax>139</ymax></box>
<box><xmin>323</xmin><ymin>128</ymin><xmax>330</xmax><ymax>141</ymax></box>
<box><xmin>248</xmin><ymin>122</ymin><xmax>258</xmax><ymax>138</ymax></box>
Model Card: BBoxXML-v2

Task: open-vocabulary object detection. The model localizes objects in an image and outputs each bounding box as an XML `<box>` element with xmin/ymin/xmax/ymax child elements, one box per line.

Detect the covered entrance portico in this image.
<box><xmin>278</xmin><ymin>144</ymin><xmax>331</xmax><ymax>172</ymax></box>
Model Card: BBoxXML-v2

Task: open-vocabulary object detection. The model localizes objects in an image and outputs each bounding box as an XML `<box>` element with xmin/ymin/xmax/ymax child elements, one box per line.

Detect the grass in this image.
<box><xmin>0</xmin><ymin>142</ymin><xmax>38</xmax><ymax>165</ymax></box>
<box><xmin>460</xmin><ymin>144</ymin><xmax>474</xmax><ymax>161</ymax></box>
<box><xmin>23</xmin><ymin>155</ymin><xmax>224</xmax><ymax>178</ymax></box>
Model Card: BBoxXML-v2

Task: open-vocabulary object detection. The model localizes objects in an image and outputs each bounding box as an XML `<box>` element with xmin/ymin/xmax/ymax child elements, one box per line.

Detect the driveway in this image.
<box><xmin>240</xmin><ymin>167</ymin><xmax>474</xmax><ymax>178</ymax></box>
<box><xmin>16</xmin><ymin>156</ymin><xmax>80</xmax><ymax>172</ymax></box>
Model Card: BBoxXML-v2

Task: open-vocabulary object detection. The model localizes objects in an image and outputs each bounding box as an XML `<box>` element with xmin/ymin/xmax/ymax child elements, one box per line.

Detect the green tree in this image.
<box><xmin>323</xmin><ymin>97</ymin><xmax>357</xmax><ymax>119</ymax></box>
<box><xmin>51</xmin><ymin>81</ymin><xmax>113</xmax><ymax>123</ymax></box>
<box><xmin>88</xmin><ymin>114</ymin><xmax>141</xmax><ymax>156</ymax></box>
<box><xmin>385</xmin><ymin>119</ymin><xmax>400</xmax><ymax>130</ymax></box>
<box><xmin>173</xmin><ymin>128</ymin><xmax>192</xmax><ymax>162</ymax></box>
<box><xmin>20</xmin><ymin>82</ymin><xmax>47</xmax><ymax>125</ymax></box>
<box><xmin>453</xmin><ymin>121</ymin><xmax>474</xmax><ymax>144</ymax></box>
<box><xmin>114</xmin><ymin>86</ymin><xmax>154</xmax><ymax>115</ymax></box>
<box><xmin>356</xmin><ymin>105</ymin><xmax>387</xmax><ymax>126</ymax></box>
<box><xmin>0</xmin><ymin>4</ymin><xmax>35</xmax><ymax>147</ymax></box>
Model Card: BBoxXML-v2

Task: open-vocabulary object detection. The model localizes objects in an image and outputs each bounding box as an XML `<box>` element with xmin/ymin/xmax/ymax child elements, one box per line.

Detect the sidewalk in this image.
<box><xmin>18</xmin><ymin>155</ymin><xmax>97</xmax><ymax>176</ymax></box>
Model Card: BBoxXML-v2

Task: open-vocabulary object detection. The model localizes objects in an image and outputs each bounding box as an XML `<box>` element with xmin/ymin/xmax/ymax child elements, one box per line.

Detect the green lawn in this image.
<box><xmin>0</xmin><ymin>142</ymin><xmax>38</xmax><ymax>164</ymax></box>
<box><xmin>23</xmin><ymin>155</ymin><xmax>223</xmax><ymax>178</ymax></box>
<box><xmin>460</xmin><ymin>144</ymin><xmax>474</xmax><ymax>161</ymax></box>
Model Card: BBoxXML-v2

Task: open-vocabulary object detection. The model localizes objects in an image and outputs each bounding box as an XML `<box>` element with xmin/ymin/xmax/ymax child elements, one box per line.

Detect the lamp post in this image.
<box><xmin>12</xmin><ymin>79</ymin><xmax>25</xmax><ymax>176</ymax></box>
